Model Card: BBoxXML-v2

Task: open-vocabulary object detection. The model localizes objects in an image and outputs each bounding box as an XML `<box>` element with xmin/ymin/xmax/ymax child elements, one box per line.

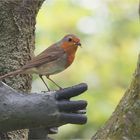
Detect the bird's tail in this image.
<box><xmin>0</xmin><ymin>69</ymin><xmax>23</xmax><ymax>80</ymax></box>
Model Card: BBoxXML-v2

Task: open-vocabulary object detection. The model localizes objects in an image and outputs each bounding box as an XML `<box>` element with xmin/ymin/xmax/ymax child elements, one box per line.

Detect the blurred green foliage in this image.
<box><xmin>32</xmin><ymin>0</ymin><xmax>140</xmax><ymax>139</ymax></box>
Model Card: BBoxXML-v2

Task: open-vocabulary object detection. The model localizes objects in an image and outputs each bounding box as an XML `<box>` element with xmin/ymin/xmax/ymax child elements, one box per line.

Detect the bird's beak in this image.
<box><xmin>75</xmin><ymin>42</ymin><xmax>82</xmax><ymax>47</ymax></box>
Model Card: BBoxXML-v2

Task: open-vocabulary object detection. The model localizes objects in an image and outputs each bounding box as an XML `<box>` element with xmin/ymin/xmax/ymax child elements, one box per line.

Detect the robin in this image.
<box><xmin>0</xmin><ymin>34</ymin><xmax>81</xmax><ymax>91</ymax></box>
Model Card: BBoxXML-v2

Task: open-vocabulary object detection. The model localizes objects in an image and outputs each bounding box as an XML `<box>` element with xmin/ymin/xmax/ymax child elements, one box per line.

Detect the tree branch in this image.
<box><xmin>92</xmin><ymin>53</ymin><xmax>140</xmax><ymax>139</ymax></box>
<box><xmin>0</xmin><ymin>82</ymin><xmax>87</xmax><ymax>132</ymax></box>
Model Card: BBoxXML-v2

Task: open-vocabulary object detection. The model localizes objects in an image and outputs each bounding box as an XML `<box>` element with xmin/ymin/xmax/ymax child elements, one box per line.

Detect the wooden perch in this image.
<box><xmin>0</xmin><ymin>82</ymin><xmax>87</xmax><ymax>132</ymax></box>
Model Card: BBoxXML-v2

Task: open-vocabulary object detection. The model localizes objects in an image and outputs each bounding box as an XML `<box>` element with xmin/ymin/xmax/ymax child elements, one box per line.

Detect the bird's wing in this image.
<box><xmin>22</xmin><ymin>45</ymin><xmax>65</xmax><ymax>69</ymax></box>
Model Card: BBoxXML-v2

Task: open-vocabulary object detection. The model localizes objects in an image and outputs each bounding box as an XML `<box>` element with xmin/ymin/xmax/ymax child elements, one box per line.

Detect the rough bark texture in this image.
<box><xmin>0</xmin><ymin>0</ymin><xmax>45</xmax><ymax>139</ymax></box>
<box><xmin>92</xmin><ymin>54</ymin><xmax>140</xmax><ymax>140</ymax></box>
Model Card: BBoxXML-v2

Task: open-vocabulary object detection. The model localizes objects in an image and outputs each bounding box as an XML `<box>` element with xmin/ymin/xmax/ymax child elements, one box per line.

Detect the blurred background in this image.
<box><xmin>32</xmin><ymin>0</ymin><xmax>140</xmax><ymax>139</ymax></box>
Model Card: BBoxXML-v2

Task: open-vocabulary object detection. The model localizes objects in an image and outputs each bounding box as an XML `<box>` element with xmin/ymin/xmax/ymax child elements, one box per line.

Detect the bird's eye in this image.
<box><xmin>68</xmin><ymin>37</ymin><xmax>72</xmax><ymax>42</ymax></box>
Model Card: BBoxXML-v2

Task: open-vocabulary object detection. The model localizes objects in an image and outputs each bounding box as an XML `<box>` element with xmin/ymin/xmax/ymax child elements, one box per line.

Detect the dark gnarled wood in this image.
<box><xmin>0</xmin><ymin>82</ymin><xmax>87</xmax><ymax>132</ymax></box>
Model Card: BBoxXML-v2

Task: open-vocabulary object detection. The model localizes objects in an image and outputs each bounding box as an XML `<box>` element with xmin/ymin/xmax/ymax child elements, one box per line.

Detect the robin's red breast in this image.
<box><xmin>0</xmin><ymin>34</ymin><xmax>81</xmax><ymax>91</ymax></box>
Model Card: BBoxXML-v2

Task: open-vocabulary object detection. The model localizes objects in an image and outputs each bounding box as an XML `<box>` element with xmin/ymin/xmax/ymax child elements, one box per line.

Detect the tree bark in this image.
<box><xmin>91</xmin><ymin>2</ymin><xmax>140</xmax><ymax>140</ymax></box>
<box><xmin>92</xmin><ymin>54</ymin><xmax>140</xmax><ymax>140</ymax></box>
<box><xmin>0</xmin><ymin>0</ymin><xmax>45</xmax><ymax>139</ymax></box>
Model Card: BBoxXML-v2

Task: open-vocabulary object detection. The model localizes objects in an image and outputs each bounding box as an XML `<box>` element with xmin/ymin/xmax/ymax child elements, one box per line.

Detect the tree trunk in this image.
<box><xmin>0</xmin><ymin>0</ymin><xmax>44</xmax><ymax>139</ymax></box>
<box><xmin>92</xmin><ymin>54</ymin><xmax>140</xmax><ymax>140</ymax></box>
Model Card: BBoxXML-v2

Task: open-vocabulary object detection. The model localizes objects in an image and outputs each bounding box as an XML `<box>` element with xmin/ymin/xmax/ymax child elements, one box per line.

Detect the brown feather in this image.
<box><xmin>22</xmin><ymin>43</ymin><xmax>65</xmax><ymax>69</ymax></box>
<box><xmin>0</xmin><ymin>69</ymin><xmax>23</xmax><ymax>80</ymax></box>
<box><xmin>0</xmin><ymin>34</ymin><xmax>81</xmax><ymax>83</ymax></box>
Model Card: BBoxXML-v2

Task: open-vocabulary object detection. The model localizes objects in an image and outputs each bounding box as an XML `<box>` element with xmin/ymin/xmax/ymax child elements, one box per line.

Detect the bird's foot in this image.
<box><xmin>48</xmin><ymin>127</ymin><xmax>58</xmax><ymax>134</ymax></box>
<box><xmin>41</xmin><ymin>90</ymin><xmax>50</xmax><ymax>93</ymax></box>
<box><xmin>58</xmin><ymin>87</ymin><xmax>63</xmax><ymax>90</ymax></box>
